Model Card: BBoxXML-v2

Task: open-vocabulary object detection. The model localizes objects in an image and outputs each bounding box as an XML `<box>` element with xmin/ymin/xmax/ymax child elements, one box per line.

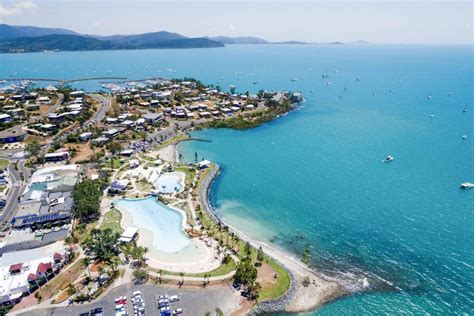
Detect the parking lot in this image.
<box><xmin>23</xmin><ymin>283</ymin><xmax>241</xmax><ymax>316</ymax></box>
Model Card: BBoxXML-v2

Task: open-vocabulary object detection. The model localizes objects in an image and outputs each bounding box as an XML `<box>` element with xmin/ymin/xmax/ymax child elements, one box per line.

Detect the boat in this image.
<box><xmin>429</xmin><ymin>114</ymin><xmax>435</xmax><ymax>118</ymax></box>
<box><xmin>460</xmin><ymin>182</ymin><xmax>474</xmax><ymax>190</ymax></box>
<box><xmin>383</xmin><ymin>155</ymin><xmax>394</xmax><ymax>162</ymax></box>
<box><xmin>427</xmin><ymin>95</ymin><xmax>432</xmax><ymax>100</ymax></box>
<box><xmin>291</xmin><ymin>78</ymin><xmax>298</xmax><ymax>82</ymax></box>
<box><xmin>463</xmin><ymin>106</ymin><xmax>467</xmax><ymax>113</ymax></box>
<box><xmin>462</xmin><ymin>135</ymin><xmax>467</xmax><ymax>140</ymax></box>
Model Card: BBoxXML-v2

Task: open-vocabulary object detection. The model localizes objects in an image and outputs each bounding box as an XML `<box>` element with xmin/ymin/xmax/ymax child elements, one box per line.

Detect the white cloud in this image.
<box><xmin>0</xmin><ymin>1</ymin><xmax>37</xmax><ymax>17</ymax></box>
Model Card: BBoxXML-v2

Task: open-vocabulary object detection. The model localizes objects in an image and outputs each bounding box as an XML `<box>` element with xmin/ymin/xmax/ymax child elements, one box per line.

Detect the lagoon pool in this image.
<box><xmin>155</xmin><ymin>172</ymin><xmax>184</xmax><ymax>194</ymax></box>
<box><xmin>114</xmin><ymin>197</ymin><xmax>190</xmax><ymax>253</ymax></box>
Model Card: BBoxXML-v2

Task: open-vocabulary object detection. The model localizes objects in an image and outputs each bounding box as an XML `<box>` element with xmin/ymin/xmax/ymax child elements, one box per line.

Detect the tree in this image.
<box><xmin>106</xmin><ymin>141</ymin><xmax>122</xmax><ymax>155</ymax></box>
<box><xmin>25</xmin><ymin>140</ymin><xmax>41</xmax><ymax>157</ymax></box>
<box><xmin>132</xmin><ymin>269</ymin><xmax>148</xmax><ymax>284</ymax></box>
<box><xmin>81</xmin><ymin>257</ymin><xmax>92</xmax><ymax>279</ymax></box>
<box><xmin>67</xmin><ymin>284</ymin><xmax>77</xmax><ymax>296</ymax></box>
<box><xmin>244</xmin><ymin>242</ymin><xmax>252</xmax><ymax>258</ymax></box>
<box><xmin>257</xmin><ymin>246</ymin><xmax>264</xmax><ymax>264</ymax></box>
<box><xmin>83</xmin><ymin>228</ymin><xmax>120</xmax><ymax>263</ymax></box>
<box><xmin>72</xmin><ymin>179</ymin><xmax>103</xmax><ymax>223</ymax></box>
<box><xmin>248</xmin><ymin>281</ymin><xmax>262</xmax><ymax>300</ymax></box>
<box><xmin>234</xmin><ymin>259</ymin><xmax>257</xmax><ymax>286</ymax></box>
<box><xmin>179</xmin><ymin>271</ymin><xmax>185</xmax><ymax>285</ymax></box>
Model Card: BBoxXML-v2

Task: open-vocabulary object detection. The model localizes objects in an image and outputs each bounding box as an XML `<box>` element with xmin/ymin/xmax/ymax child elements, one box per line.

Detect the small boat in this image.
<box><xmin>463</xmin><ymin>106</ymin><xmax>468</xmax><ymax>113</ymax></box>
<box><xmin>460</xmin><ymin>182</ymin><xmax>474</xmax><ymax>190</ymax></box>
<box><xmin>427</xmin><ymin>95</ymin><xmax>432</xmax><ymax>100</ymax></box>
<box><xmin>253</xmin><ymin>81</ymin><xmax>258</xmax><ymax>85</ymax></box>
<box><xmin>291</xmin><ymin>78</ymin><xmax>298</xmax><ymax>82</ymax></box>
<box><xmin>383</xmin><ymin>155</ymin><xmax>394</xmax><ymax>162</ymax></box>
<box><xmin>462</xmin><ymin>135</ymin><xmax>467</xmax><ymax>140</ymax></box>
<box><xmin>429</xmin><ymin>114</ymin><xmax>435</xmax><ymax>118</ymax></box>
<box><xmin>389</xmin><ymin>89</ymin><xmax>394</xmax><ymax>93</ymax></box>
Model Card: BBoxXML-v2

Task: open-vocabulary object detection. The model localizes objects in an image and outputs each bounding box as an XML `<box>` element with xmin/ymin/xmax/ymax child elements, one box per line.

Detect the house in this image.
<box><xmin>69</xmin><ymin>90</ymin><xmax>84</xmax><ymax>97</ymax></box>
<box><xmin>105</xmin><ymin>117</ymin><xmax>119</xmax><ymax>124</ymax></box>
<box><xmin>44</xmin><ymin>152</ymin><xmax>69</xmax><ymax>163</ymax></box>
<box><xmin>102</xmin><ymin>128</ymin><xmax>120</xmax><ymax>138</ymax></box>
<box><xmin>129</xmin><ymin>159</ymin><xmax>139</xmax><ymax>168</ymax></box>
<box><xmin>37</xmin><ymin>96</ymin><xmax>50</xmax><ymax>105</ymax></box>
<box><xmin>199</xmin><ymin>111</ymin><xmax>211</xmax><ymax>118</ymax></box>
<box><xmin>109</xmin><ymin>180</ymin><xmax>129</xmax><ymax>194</ymax></box>
<box><xmin>119</xmin><ymin>149</ymin><xmax>134</xmax><ymax>157</ymax></box>
<box><xmin>198</xmin><ymin>160</ymin><xmax>211</xmax><ymax>170</ymax></box>
<box><xmin>92</xmin><ymin>136</ymin><xmax>110</xmax><ymax>146</ymax></box>
<box><xmin>0</xmin><ymin>113</ymin><xmax>12</xmax><ymax>123</ymax></box>
<box><xmin>142</xmin><ymin>113</ymin><xmax>162</xmax><ymax>125</ymax></box>
<box><xmin>79</xmin><ymin>132</ymin><xmax>93</xmax><ymax>142</ymax></box>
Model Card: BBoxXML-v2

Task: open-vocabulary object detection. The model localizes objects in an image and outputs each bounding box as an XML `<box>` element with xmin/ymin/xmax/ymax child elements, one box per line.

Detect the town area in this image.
<box><xmin>0</xmin><ymin>78</ymin><xmax>311</xmax><ymax>316</ymax></box>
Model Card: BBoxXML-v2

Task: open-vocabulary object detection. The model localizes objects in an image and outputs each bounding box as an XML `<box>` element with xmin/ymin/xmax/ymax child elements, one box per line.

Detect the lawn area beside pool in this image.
<box><xmin>100</xmin><ymin>209</ymin><xmax>124</xmax><ymax>234</ymax></box>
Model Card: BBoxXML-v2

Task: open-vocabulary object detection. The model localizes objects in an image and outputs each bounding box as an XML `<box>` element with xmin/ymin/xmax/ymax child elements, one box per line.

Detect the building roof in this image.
<box><xmin>36</xmin><ymin>262</ymin><xmax>52</xmax><ymax>274</ymax></box>
<box><xmin>9</xmin><ymin>263</ymin><xmax>22</xmax><ymax>273</ymax></box>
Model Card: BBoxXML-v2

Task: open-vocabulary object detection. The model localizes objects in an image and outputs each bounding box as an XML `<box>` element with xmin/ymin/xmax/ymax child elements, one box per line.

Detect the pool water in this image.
<box><xmin>155</xmin><ymin>172</ymin><xmax>184</xmax><ymax>193</ymax></box>
<box><xmin>114</xmin><ymin>197</ymin><xmax>190</xmax><ymax>253</ymax></box>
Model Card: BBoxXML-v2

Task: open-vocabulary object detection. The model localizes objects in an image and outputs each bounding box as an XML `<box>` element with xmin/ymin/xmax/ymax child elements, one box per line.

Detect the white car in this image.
<box><xmin>169</xmin><ymin>295</ymin><xmax>180</xmax><ymax>303</ymax></box>
<box><xmin>173</xmin><ymin>308</ymin><xmax>183</xmax><ymax>315</ymax></box>
<box><xmin>132</xmin><ymin>290</ymin><xmax>142</xmax><ymax>296</ymax></box>
<box><xmin>160</xmin><ymin>306</ymin><xmax>171</xmax><ymax>312</ymax></box>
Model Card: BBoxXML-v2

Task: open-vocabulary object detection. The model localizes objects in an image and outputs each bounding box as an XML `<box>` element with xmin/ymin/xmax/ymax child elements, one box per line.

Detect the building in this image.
<box><xmin>44</xmin><ymin>152</ymin><xmax>69</xmax><ymax>163</ymax></box>
<box><xmin>142</xmin><ymin>113</ymin><xmax>163</xmax><ymax>125</ymax></box>
<box><xmin>0</xmin><ymin>125</ymin><xmax>27</xmax><ymax>144</ymax></box>
<box><xmin>118</xmin><ymin>227</ymin><xmax>138</xmax><ymax>243</ymax></box>
<box><xmin>109</xmin><ymin>180</ymin><xmax>129</xmax><ymax>194</ymax></box>
<box><xmin>79</xmin><ymin>132</ymin><xmax>92</xmax><ymax>142</ymax></box>
<box><xmin>0</xmin><ymin>113</ymin><xmax>12</xmax><ymax>123</ymax></box>
<box><xmin>0</xmin><ymin>243</ymin><xmax>67</xmax><ymax>304</ymax></box>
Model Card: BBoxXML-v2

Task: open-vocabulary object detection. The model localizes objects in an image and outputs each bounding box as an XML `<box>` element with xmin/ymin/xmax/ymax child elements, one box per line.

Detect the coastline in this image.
<box><xmin>198</xmin><ymin>164</ymin><xmax>348</xmax><ymax>313</ymax></box>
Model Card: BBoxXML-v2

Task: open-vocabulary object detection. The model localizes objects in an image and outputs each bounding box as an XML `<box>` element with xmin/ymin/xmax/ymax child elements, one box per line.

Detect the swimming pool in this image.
<box><xmin>154</xmin><ymin>172</ymin><xmax>184</xmax><ymax>194</ymax></box>
<box><xmin>114</xmin><ymin>197</ymin><xmax>190</xmax><ymax>253</ymax></box>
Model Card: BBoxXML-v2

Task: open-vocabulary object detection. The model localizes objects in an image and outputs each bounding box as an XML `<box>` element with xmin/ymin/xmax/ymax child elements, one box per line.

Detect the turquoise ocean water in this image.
<box><xmin>2</xmin><ymin>45</ymin><xmax>473</xmax><ymax>314</ymax></box>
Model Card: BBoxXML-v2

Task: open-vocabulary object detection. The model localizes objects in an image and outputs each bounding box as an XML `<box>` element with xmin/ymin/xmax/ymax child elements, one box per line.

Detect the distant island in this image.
<box><xmin>0</xmin><ymin>24</ymin><xmax>359</xmax><ymax>53</ymax></box>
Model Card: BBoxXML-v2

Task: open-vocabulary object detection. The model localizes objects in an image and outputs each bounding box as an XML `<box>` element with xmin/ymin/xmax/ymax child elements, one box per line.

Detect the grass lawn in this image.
<box><xmin>104</xmin><ymin>157</ymin><xmax>123</xmax><ymax>169</ymax></box>
<box><xmin>74</xmin><ymin>220</ymin><xmax>98</xmax><ymax>244</ymax></box>
<box><xmin>259</xmin><ymin>257</ymin><xmax>291</xmax><ymax>301</ymax></box>
<box><xmin>39</xmin><ymin>254</ymin><xmax>83</xmax><ymax>299</ymax></box>
<box><xmin>174</xmin><ymin>166</ymin><xmax>196</xmax><ymax>188</ymax></box>
<box><xmin>0</xmin><ymin>159</ymin><xmax>8</xmax><ymax>170</ymax></box>
<box><xmin>100</xmin><ymin>209</ymin><xmax>124</xmax><ymax>234</ymax></box>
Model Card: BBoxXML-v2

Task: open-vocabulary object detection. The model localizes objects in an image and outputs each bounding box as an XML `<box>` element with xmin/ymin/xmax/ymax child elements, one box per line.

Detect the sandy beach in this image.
<box><xmin>200</xmin><ymin>165</ymin><xmax>348</xmax><ymax>313</ymax></box>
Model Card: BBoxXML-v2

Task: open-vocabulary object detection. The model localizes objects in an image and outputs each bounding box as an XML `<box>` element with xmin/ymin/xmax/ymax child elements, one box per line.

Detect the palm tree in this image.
<box><xmin>81</xmin><ymin>257</ymin><xmax>91</xmax><ymax>279</ymax></box>
<box><xmin>158</xmin><ymin>269</ymin><xmax>163</xmax><ymax>284</ymax></box>
<box><xmin>179</xmin><ymin>272</ymin><xmax>185</xmax><ymax>285</ymax></box>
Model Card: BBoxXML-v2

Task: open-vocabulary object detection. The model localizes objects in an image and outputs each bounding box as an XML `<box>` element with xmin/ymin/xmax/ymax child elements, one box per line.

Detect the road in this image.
<box><xmin>52</xmin><ymin>94</ymin><xmax>111</xmax><ymax>144</ymax></box>
<box><xmin>0</xmin><ymin>160</ymin><xmax>29</xmax><ymax>224</ymax></box>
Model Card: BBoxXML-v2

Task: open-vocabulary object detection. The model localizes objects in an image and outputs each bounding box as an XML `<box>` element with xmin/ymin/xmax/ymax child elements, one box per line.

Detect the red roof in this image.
<box><xmin>53</xmin><ymin>253</ymin><xmax>63</xmax><ymax>260</ymax></box>
<box><xmin>36</xmin><ymin>262</ymin><xmax>52</xmax><ymax>274</ymax></box>
<box><xmin>27</xmin><ymin>273</ymin><xmax>37</xmax><ymax>281</ymax></box>
<box><xmin>9</xmin><ymin>263</ymin><xmax>22</xmax><ymax>273</ymax></box>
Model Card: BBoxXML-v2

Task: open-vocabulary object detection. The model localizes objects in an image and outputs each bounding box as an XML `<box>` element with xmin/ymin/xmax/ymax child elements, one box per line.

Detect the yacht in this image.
<box><xmin>429</xmin><ymin>114</ymin><xmax>435</xmax><ymax>118</ymax></box>
<box><xmin>463</xmin><ymin>106</ymin><xmax>468</xmax><ymax>113</ymax></box>
<box><xmin>460</xmin><ymin>182</ymin><xmax>474</xmax><ymax>190</ymax></box>
<box><xmin>427</xmin><ymin>95</ymin><xmax>432</xmax><ymax>100</ymax></box>
<box><xmin>383</xmin><ymin>155</ymin><xmax>394</xmax><ymax>162</ymax></box>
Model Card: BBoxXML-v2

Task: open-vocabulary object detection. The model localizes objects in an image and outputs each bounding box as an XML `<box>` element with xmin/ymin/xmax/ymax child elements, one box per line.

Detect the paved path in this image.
<box><xmin>0</xmin><ymin>160</ymin><xmax>28</xmax><ymax>224</ymax></box>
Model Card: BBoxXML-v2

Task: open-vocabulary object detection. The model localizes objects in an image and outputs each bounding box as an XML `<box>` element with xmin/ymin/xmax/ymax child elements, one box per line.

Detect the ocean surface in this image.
<box><xmin>2</xmin><ymin>44</ymin><xmax>473</xmax><ymax>314</ymax></box>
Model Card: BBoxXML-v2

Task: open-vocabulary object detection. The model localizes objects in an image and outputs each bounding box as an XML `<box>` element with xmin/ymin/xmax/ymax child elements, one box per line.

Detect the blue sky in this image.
<box><xmin>0</xmin><ymin>0</ymin><xmax>472</xmax><ymax>44</ymax></box>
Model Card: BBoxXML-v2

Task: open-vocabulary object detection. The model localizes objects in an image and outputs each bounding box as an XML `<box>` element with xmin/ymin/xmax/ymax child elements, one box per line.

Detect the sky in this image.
<box><xmin>0</xmin><ymin>0</ymin><xmax>472</xmax><ymax>44</ymax></box>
